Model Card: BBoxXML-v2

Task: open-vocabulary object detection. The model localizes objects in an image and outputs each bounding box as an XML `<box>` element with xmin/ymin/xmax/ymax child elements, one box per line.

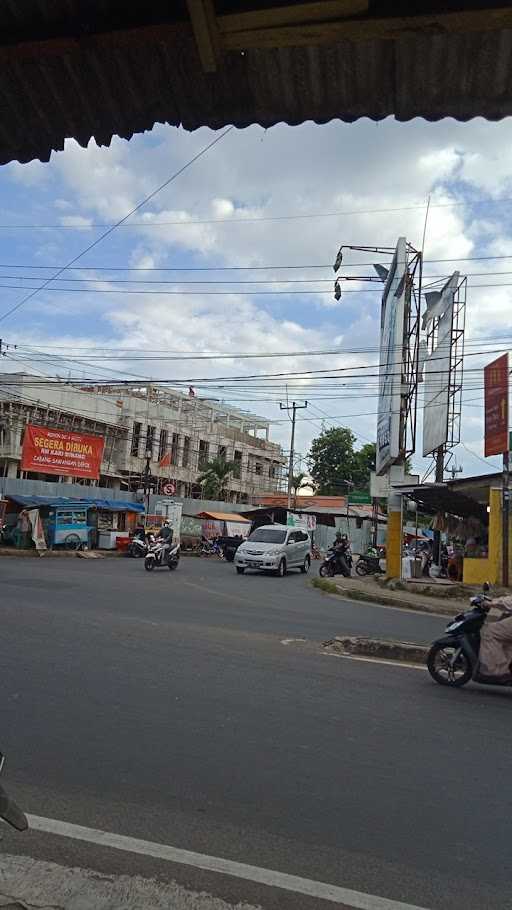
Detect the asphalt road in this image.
<box><xmin>1</xmin><ymin>556</ymin><xmax>511</xmax><ymax>910</ymax></box>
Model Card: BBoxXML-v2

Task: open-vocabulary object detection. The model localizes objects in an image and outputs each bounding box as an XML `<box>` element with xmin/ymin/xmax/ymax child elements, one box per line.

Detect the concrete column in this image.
<box><xmin>386</xmin><ymin>491</ymin><xmax>402</xmax><ymax>579</ymax></box>
<box><xmin>489</xmin><ymin>487</ymin><xmax>505</xmax><ymax>585</ymax></box>
<box><xmin>6</xmin><ymin>460</ymin><xmax>18</xmax><ymax>478</ymax></box>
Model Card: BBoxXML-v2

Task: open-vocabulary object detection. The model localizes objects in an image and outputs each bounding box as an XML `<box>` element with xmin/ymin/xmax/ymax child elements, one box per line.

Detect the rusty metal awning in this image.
<box><xmin>2</xmin><ymin>2</ymin><xmax>512</xmax><ymax>164</ymax></box>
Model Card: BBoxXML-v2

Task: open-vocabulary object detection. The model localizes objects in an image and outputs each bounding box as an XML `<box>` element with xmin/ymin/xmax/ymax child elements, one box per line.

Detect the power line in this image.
<box><xmin>2</xmin><ymin>268</ymin><xmax>512</xmax><ymax>287</ymax></box>
<box><xmin>0</xmin><ymin>126</ymin><xmax>234</xmax><ymax>325</ymax></box>
<box><xmin>1</xmin><ymin>281</ymin><xmax>512</xmax><ymax>297</ymax></box>
<box><xmin>0</xmin><ymin>196</ymin><xmax>509</xmax><ymax>231</ymax></box>
<box><xmin>2</xmin><ymin>253</ymin><xmax>512</xmax><ymax>272</ymax></box>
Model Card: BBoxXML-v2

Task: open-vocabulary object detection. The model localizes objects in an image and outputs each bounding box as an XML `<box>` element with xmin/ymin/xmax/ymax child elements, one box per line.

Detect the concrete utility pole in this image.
<box><xmin>503</xmin><ymin>448</ymin><xmax>510</xmax><ymax>587</ymax></box>
<box><xmin>280</xmin><ymin>401</ymin><xmax>307</xmax><ymax>511</ymax></box>
<box><xmin>432</xmin><ymin>445</ymin><xmax>444</xmax><ymax>566</ymax></box>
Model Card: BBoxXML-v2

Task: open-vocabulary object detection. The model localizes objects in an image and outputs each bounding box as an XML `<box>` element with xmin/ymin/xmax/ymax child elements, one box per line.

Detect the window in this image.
<box><xmin>146</xmin><ymin>425</ymin><xmax>156</xmax><ymax>458</ymax></box>
<box><xmin>199</xmin><ymin>439</ymin><xmax>209</xmax><ymax>469</ymax></box>
<box><xmin>171</xmin><ymin>433</ymin><xmax>179</xmax><ymax>464</ymax></box>
<box><xmin>131</xmin><ymin>422</ymin><xmax>141</xmax><ymax>457</ymax></box>
<box><xmin>158</xmin><ymin>429</ymin><xmax>168</xmax><ymax>462</ymax></box>
<box><xmin>269</xmin><ymin>464</ymin><xmax>275</xmax><ymax>478</ymax></box>
<box><xmin>249</xmin><ymin>528</ymin><xmax>287</xmax><ymax>544</ymax></box>
<box><xmin>233</xmin><ymin>450</ymin><xmax>242</xmax><ymax>479</ymax></box>
<box><xmin>218</xmin><ymin>445</ymin><xmax>227</xmax><ymax>461</ymax></box>
<box><xmin>255</xmin><ymin>463</ymin><xmax>262</xmax><ymax>475</ymax></box>
<box><xmin>182</xmin><ymin>436</ymin><xmax>191</xmax><ymax>468</ymax></box>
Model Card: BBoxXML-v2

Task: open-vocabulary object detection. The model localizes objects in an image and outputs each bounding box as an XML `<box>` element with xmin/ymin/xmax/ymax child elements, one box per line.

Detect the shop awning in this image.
<box><xmin>396</xmin><ymin>484</ymin><xmax>488</xmax><ymax>521</ymax></box>
<box><xmin>195</xmin><ymin>511</ymin><xmax>250</xmax><ymax>523</ymax></box>
<box><xmin>6</xmin><ymin>495</ymin><xmax>144</xmax><ymax>512</ymax></box>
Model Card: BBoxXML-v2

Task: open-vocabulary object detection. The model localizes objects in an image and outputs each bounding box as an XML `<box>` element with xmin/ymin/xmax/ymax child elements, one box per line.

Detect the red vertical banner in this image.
<box><xmin>484</xmin><ymin>354</ymin><xmax>509</xmax><ymax>457</ymax></box>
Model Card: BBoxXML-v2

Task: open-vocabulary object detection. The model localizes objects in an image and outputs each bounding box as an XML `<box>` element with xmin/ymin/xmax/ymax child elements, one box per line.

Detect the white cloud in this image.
<box><xmin>7</xmin><ymin>116</ymin><xmax>512</xmax><ymax>468</ymax></box>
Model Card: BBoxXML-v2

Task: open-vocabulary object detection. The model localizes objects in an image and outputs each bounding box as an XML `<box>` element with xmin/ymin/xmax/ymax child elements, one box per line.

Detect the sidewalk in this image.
<box><xmin>0</xmin><ymin>853</ymin><xmax>259</xmax><ymax>910</ymax></box>
<box><xmin>325</xmin><ymin>573</ymin><xmax>473</xmax><ymax>617</ymax></box>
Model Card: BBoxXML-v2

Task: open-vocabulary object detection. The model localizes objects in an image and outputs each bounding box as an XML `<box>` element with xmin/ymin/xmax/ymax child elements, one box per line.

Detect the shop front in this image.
<box><xmin>396</xmin><ymin>473</ymin><xmax>507</xmax><ymax>585</ymax></box>
<box><xmin>3</xmin><ymin>495</ymin><xmax>144</xmax><ymax>551</ymax></box>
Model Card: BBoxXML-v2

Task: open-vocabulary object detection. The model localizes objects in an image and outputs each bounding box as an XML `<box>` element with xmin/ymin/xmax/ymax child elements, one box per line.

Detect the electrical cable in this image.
<box><xmin>0</xmin><ymin>126</ymin><xmax>234</xmax><ymax>324</ymax></box>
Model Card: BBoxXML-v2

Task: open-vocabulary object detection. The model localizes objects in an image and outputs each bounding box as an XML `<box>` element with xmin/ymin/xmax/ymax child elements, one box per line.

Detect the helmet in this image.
<box><xmin>163</xmin><ymin>520</ymin><xmax>170</xmax><ymax>527</ymax></box>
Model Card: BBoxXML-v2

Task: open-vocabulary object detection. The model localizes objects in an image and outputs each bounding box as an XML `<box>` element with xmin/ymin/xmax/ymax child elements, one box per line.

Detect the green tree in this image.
<box><xmin>307</xmin><ymin>427</ymin><xmax>358</xmax><ymax>495</ymax></box>
<box><xmin>352</xmin><ymin>443</ymin><xmax>376</xmax><ymax>490</ymax></box>
<box><xmin>197</xmin><ymin>457</ymin><xmax>235</xmax><ymax>501</ymax></box>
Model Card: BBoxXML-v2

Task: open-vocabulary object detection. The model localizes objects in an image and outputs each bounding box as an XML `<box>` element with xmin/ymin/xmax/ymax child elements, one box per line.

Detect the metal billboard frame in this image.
<box><xmin>422</xmin><ymin>275</ymin><xmax>466</xmax><ymax>474</ymax></box>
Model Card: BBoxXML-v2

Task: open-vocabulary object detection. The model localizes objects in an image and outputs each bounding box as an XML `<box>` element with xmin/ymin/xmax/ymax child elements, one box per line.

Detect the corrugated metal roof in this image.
<box><xmin>195</xmin><ymin>510</ymin><xmax>250</xmax><ymax>522</ymax></box>
<box><xmin>2</xmin><ymin>3</ymin><xmax>512</xmax><ymax>164</ymax></box>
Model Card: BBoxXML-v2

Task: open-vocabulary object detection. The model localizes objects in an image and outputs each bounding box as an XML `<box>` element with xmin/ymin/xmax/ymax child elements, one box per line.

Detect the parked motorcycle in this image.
<box><xmin>128</xmin><ymin>532</ymin><xmax>148</xmax><ymax>558</ymax></box>
<box><xmin>200</xmin><ymin>540</ymin><xmax>224</xmax><ymax>559</ymax></box>
<box><xmin>355</xmin><ymin>547</ymin><xmax>384</xmax><ymax>577</ymax></box>
<box><xmin>0</xmin><ymin>752</ymin><xmax>28</xmax><ymax>831</ymax></box>
<box><xmin>426</xmin><ymin>583</ymin><xmax>512</xmax><ymax>688</ymax></box>
<box><xmin>319</xmin><ymin>546</ymin><xmax>351</xmax><ymax>578</ymax></box>
<box><xmin>144</xmin><ymin>538</ymin><xmax>180</xmax><ymax>571</ymax></box>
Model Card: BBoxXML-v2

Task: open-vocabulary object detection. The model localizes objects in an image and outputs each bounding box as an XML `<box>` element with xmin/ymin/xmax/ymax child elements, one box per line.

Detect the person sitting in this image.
<box><xmin>478</xmin><ymin>594</ymin><xmax>512</xmax><ymax>682</ymax></box>
<box><xmin>158</xmin><ymin>520</ymin><xmax>173</xmax><ymax>543</ymax></box>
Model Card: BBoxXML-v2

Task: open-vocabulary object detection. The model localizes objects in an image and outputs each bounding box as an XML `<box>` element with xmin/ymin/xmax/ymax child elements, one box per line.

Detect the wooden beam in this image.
<box><xmin>187</xmin><ymin>0</ymin><xmax>221</xmax><ymax>72</ymax></box>
<box><xmin>221</xmin><ymin>7</ymin><xmax>512</xmax><ymax>50</ymax></box>
<box><xmin>220</xmin><ymin>1</ymin><xmax>368</xmax><ymax>34</ymax></box>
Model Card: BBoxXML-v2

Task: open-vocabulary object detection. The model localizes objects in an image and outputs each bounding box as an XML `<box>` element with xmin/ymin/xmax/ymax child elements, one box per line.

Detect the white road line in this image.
<box><xmin>27</xmin><ymin>813</ymin><xmax>430</xmax><ymax>910</ymax></box>
<box><xmin>323</xmin><ymin>652</ymin><xmax>428</xmax><ymax>671</ymax></box>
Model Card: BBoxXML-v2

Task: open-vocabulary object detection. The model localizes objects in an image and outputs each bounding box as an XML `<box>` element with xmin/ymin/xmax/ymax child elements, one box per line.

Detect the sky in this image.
<box><xmin>1</xmin><ymin>115</ymin><xmax>512</xmax><ymax>480</ymax></box>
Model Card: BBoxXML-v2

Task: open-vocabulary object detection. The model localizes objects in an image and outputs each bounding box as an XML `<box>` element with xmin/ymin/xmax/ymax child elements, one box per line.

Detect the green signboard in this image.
<box><xmin>348</xmin><ymin>491</ymin><xmax>372</xmax><ymax>505</ymax></box>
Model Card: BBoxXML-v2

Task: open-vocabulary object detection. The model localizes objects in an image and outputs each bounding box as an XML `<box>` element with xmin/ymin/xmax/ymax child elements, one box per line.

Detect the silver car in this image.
<box><xmin>234</xmin><ymin>524</ymin><xmax>311</xmax><ymax>577</ymax></box>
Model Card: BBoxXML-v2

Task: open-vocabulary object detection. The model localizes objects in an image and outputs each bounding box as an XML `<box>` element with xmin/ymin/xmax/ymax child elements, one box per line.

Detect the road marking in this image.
<box><xmin>323</xmin><ymin>652</ymin><xmax>427</xmax><ymax>671</ymax></box>
<box><xmin>27</xmin><ymin>814</ymin><xmax>430</xmax><ymax>910</ymax></box>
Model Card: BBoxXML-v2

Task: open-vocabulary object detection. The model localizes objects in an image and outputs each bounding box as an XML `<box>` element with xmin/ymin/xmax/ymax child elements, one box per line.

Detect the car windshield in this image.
<box><xmin>248</xmin><ymin>529</ymin><xmax>287</xmax><ymax>544</ymax></box>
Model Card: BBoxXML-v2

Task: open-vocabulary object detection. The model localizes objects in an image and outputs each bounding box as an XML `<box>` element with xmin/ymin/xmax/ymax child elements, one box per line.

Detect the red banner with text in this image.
<box><xmin>21</xmin><ymin>424</ymin><xmax>105</xmax><ymax>479</ymax></box>
<box><xmin>484</xmin><ymin>354</ymin><xmax>509</xmax><ymax>457</ymax></box>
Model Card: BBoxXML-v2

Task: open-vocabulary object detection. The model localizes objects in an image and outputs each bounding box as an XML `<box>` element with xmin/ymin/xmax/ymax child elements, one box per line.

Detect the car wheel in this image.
<box><xmin>300</xmin><ymin>555</ymin><xmax>311</xmax><ymax>574</ymax></box>
<box><xmin>236</xmin><ymin>567</ymin><xmax>245</xmax><ymax>575</ymax></box>
<box><xmin>276</xmin><ymin>558</ymin><xmax>287</xmax><ymax>578</ymax></box>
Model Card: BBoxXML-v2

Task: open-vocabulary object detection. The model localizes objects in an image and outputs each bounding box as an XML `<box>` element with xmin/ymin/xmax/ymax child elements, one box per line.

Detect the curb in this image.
<box><xmin>335</xmin><ymin>585</ymin><xmax>459</xmax><ymax>617</ymax></box>
<box><xmin>310</xmin><ymin>577</ymin><xmax>459</xmax><ymax>617</ymax></box>
<box><xmin>323</xmin><ymin>636</ymin><xmax>428</xmax><ymax>664</ymax></box>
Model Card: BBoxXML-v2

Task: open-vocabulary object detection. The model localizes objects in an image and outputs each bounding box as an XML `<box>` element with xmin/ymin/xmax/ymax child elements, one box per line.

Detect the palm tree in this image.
<box><xmin>291</xmin><ymin>472</ymin><xmax>311</xmax><ymax>507</ymax></box>
<box><xmin>197</xmin><ymin>457</ymin><xmax>236</xmax><ymax>501</ymax></box>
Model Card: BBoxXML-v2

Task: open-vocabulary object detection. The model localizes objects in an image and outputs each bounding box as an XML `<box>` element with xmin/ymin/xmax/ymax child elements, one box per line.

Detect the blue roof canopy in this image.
<box><xmin>7</xmin><ymin>494</ymin><xmax>144</xmax><ymax>513</ymax></box>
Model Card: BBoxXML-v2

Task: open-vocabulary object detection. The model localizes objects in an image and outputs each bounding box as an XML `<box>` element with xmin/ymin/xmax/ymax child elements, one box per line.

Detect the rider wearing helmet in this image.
<box><xmin>158</xmin><ymin>520</ymin><xmax>173</xmax><ymax>543</ymax></box>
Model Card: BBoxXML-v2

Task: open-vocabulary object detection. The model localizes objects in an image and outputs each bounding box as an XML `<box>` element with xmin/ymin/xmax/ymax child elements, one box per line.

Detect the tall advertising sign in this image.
<box><xmin>484</xmin><ymin>354</ymin><xmax>509</xmax><ymax>457</ymax></box>
<box><xmin>376</xmin><ymin>237</ymin><xmax>408</xmax><ymax>475</ymax></box>
<box><xmin>21</xmin><ymin>424</ymin><xmax>105</xmax><ymax>479</ymax></box>
<box><xmin>422</xmin><ymin>272</ymin><xmax>459</xmax><ymax>456</ymax></box>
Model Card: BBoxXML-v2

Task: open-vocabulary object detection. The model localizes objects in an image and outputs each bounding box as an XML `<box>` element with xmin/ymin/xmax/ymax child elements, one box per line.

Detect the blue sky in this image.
<box><xmin>1</xmin><ymin>116</ymin><xmax>512</xmax><ymax>476</ymax></box>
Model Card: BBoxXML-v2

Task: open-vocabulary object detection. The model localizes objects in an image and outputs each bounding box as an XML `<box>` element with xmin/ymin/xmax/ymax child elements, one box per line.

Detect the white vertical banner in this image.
<box><xmin>376</xmin><ymin>237</ymin><xmax>408</xmax><ymax>475</ymax></box>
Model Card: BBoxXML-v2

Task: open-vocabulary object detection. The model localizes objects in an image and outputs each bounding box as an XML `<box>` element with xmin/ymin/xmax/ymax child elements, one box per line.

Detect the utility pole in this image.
<box><xmin>280</xmin><ymin>401</ymin><xmax>307</xmax><ymax>511</ymax></box>
<box><xmin>503</xmin><ymin>448</ymin><xmax>510</xmax><ymax>587</ymax></box>
<box><xmin>433</xmin><ymin>445</ymin><xmax>444</xmax><ymax>566</ymax></box>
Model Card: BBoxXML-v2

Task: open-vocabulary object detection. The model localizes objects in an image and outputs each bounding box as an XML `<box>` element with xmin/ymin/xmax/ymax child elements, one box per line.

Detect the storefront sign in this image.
<box><xmin>484</xmin><ymin>354</ymin><xmax>509</xmax><ymax>457</ymax></box>
<box><xmin>21</xmin><ymin>424</ymin><xmax>104</xmax><ymax>479</ymax></box>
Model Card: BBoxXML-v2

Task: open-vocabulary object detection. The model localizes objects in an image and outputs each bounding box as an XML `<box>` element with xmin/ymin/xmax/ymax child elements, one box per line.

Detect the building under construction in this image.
<box><xmin>0</xmin><ymin>374</ymin><xmax>285</xmax><ymax>502</ymax></box>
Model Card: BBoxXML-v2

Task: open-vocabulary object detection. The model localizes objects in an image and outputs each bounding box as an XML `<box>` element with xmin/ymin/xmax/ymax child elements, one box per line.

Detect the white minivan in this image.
<box><xmin>234</xmin><ymin>524</ymin><xmax>311</xmax><ymax>577</ymax></box>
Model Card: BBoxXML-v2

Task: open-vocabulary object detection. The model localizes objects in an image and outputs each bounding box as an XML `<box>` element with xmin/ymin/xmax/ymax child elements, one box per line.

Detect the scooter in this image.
<box><xmin>427</xmin><ymin>583</ymin><xmax>512</xmax><ymax>688</ymax></box>
<box><xmin>128</xmin><ymin>533</ymin><xmax>148</xmax><ymax>558</ymax></box>
<box><xmin>0</xmin><ymin>752</ymin><xmax>28</xmax><ymax>831</ymax></box>
<box><xmin>144</xmin><ymin>537</ymin><xmax>180</xmax><ymax>572</ymax></box>
<box><xmin>319</xmin><ymin>546</ymin><xmax>351</xmax><ymax>578</ymax></box>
